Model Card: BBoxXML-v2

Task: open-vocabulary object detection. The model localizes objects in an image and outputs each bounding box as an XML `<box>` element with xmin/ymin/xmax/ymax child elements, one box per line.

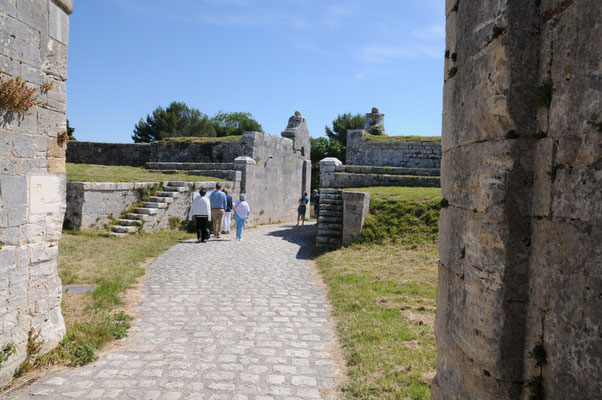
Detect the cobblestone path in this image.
<box><xmin>9</xmin><ymin>223</ymin><xmax>343</xmax><ymax>400</ymax></box>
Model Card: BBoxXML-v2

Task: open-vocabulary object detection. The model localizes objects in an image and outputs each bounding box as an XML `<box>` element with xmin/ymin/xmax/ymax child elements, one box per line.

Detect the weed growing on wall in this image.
<box><xmin>0</xmin><ymin>75</ymin><xmax>39</xmax><ymax>114</ymax></box>
<box><xmin>0</xmin><ymin>343</ymin><xmax>15</xmax><ymax>369</ymax></box>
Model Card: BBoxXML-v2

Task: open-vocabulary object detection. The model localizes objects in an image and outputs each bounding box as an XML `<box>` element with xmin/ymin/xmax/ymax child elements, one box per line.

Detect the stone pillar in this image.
<box><xmin>233</xmin><ymin>156</ymin><xmax>257</xmax><ymax>195</ymax></box>
<box><xmin>341</xmin><ymin>191</ymin><xmax>370</xmax><ymax>245</ymax></box>
<box><xmin>433</xmin><ymin>1</ymin><xmax>601</xmax><ymax>399</ymax></box>
<box><xmin>319</xmin><ymin>157</ymin><xmax>342</xmax><ymax>188</ymax></box>
<box><xmin>0</xmin><ymin>0</ymin><xmax>73</xmax><ymax>384</ymax></box>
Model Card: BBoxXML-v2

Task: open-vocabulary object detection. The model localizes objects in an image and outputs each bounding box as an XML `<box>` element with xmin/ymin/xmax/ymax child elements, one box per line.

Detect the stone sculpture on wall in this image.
<box><xmin>281</xmin><ymin>110</ymin><xmax>311</xmax><ymax>157</ymax></box>
<box><xmin>364</xmin><ymin>107</ymin><xmax>386</xmax><ymax>134</ymax></box>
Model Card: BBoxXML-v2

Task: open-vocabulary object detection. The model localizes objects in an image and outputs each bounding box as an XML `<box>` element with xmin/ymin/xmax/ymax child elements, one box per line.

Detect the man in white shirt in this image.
<box><xmin>189</xmin><ymin>188</ymin><xmax>211</xmax><ymax>243</ymax></box>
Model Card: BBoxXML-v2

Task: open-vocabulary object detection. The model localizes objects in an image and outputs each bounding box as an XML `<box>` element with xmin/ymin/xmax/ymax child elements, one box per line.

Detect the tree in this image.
<box><xmin>325</xmin><ymin>112</ymin><xmax>365</xmax><ymax>148</ymax></box>
<box><xmin>132</xmin><ymin>101</ymin><xmax>215</xmax><ymax>143</ymax></box>
<box><xmin>66</xmin><ymin>119</ymin><xmax>76</xmax><ymax>141</ymax></box>
<box><xmin>211</xmin><ymin>111</ymin><xmax>263</xmax><ymax>137</ymax></box>
<box><xmin>310</xmin><ymin>137</ymin><xmax>345</xmax><ymax>190</ymax></box>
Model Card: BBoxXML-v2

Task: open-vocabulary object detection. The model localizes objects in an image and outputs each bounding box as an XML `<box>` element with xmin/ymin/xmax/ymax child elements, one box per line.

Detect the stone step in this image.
<box><xmin>134</xmin><ymin>208</ymin><xmax>158</xmax><ymax>215</ymax></box>
<box><xmin>111</xmin><ymin>225</ymin><xmax>138</xmax><ymax>234</ymax></box>
<box><xmin>116</xmin><ymin>219</ymin><xmax>143</xmax><ymax>226</ymax></box>
<box><xmin>319</xmin><ymin>216</ymin><xmax>343</xmax><ymax>224</ymax></box>
<box><xmin>126</xmin><ymin>213</ymin><xmax>150</xmax><ymax>221</ymax></box>
<box><xmin>149</xmin><ymin>196</ymin><xmax>173</xmax><ymax>203</ymax></box>
<box><xmin>319</xmin><ymin>194</ymin><xmax>343</xmax><ymax>200</ymax></box>
<box><xmin>344</xmin><ymin>165</ymin><xmax>440</xmax><ymax>177</ymax></box>
<box><xmin>110</xmin><ymin>232</ymin><xmax>128</xmax><ymax>238</ymax></box>
<box><xmin>142</xmin><ymin>202</ymin><xmax>168</xmax><ymax>209</ymax></box>
<box><xmin>317</xmin><ymin>229</ymin><xmax>341</xmax><ymax>238</ymax></box>
<box><xmin>146</xmin><ymin>162</ymin><xmax>235</xmax><ymax>171</ymax></box>
<box><xmin>319</xmin><ymin>210</ymin><xmax>344</xmax><ymax>217</ymax></box>
<box><xmin>320</xmin><ymin>204</ymin><xmax>343</xmax><ymax>212</ymax></box>
<box><xmin>155</xmin><ymin>191</ymin><xmax>180</xmax><ymax>198</ymax></box>
<box><xmin>320</xmin><ymin>189</ymin><xmax>342</xmax><ymax>195</ymax></box>
<box><xmin>316</xmin><ymin>235</ymin><xmax>342</xmax><ymax>245</ymax></box>
<box><xmin>167</xmin><ymin>182</ymin><xmax>189</xmax><ymax>187</ymax></box>
<box><xmin>319</xmin><ymin>199</ymin><xmax>343</xmax><ymax>205</ymax></box>
<box><xmin>163</xmin><ymin>186</ymin><xmax>187</xmax><ymax>193</ymax></box>
<box><xmin>319</xmin><ymin>223</ymin><xmax>343</xmax><ymax>231</ymax></box>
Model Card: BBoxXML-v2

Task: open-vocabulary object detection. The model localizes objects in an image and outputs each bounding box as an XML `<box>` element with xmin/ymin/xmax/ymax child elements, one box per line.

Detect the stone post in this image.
<box><xmin>233</xmin><ymin>156</ymin><xmax>256</xmax><ymax>195</ymax></box>
<box><xmin>319</xmin><ymin>157</ymin><xmax>342</xmax><ymax>188</ymax></box>
<box><xmin>342</xmin><ymin>191</ymin><xmax>370</xmax><ymax>245</ymax></box>
<box><xmin>0</xmin><ymin>0</ymin><xmax>73</xmax><ymax>384</ymax></box>
<box><xmin>433</xmin><ymin>1</ymin><xmax>601</xmax><ymax>399</ymax></box>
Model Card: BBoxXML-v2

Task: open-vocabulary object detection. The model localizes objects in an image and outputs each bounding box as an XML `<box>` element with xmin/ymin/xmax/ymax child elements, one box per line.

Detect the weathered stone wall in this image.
<box><xmin>234</xmin><ymin>131</ymin><xmax>310</xmax><ymax>225</ymax></box>
<box><xmin>67</xmin><ymin>138</ymin><xmax>251</xmax><ymax>166</ymax></box>
<box><xmin>433</xmin><ymin>1</ymin><xmax>601</xmax><ymax>399</ymax></box>
<box><xmin>346</xmin><ymin>130</ymin><xmax>442</xmax><ymax>168</ymax></box>
<box><xmin>67</xmin><ymin>142</ymin><xmax>151</xmax><ymax>166</ymax></box>
<box><xmin>64</xmin><ymin>180</ymin><xmax>239</xmax><ymax>231</ymax></box>
<box><xmin>0</xmin><ymin>0</ymin><xmax>72</xmax><ymax>384</ymax></box>
<box><xmin>341</xmin><ymin>191</ymin><xmax>370</xmax><ymax>245</ymax></box>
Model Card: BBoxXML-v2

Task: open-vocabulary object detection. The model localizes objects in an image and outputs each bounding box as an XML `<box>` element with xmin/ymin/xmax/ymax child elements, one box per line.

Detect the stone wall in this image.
<box><xmin>0</xmin><ymin>0</ymin><xmax>72</xmax><ymax>384</ymax></box>
<box><xmin>67</xmin><ymin>142</ymin><xmax>150</xmax><ymax>166</ymax></box>
<box><xmin>341</xmin><ymin>191</ymin><xmax>370</xmax><ymax>245</ymax></box>
<box><xmin>346</xmin><ymin>130</ymin><xmax>441</xmax><ymax>168</ymax></box>
<box><xmin>64</xmin><ymin>180</ymin><xmax>239</xmax><ymax>231</ymax></box>
<box><xmin>433</xmin><ymin>1</ymin><xmax>601</xmax><ymax>399</ymax></box>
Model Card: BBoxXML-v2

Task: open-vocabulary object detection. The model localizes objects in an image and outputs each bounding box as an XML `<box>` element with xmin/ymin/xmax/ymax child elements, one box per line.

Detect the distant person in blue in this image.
<box><xmin>311</xmin><ymin>189</ymin><xmax>320</xmax><ymax>219</ymax></box>
<box><xmin>233</xmin><ymin>193</ymin><xmax>250</xmax><ymax>241</ymax></box>
<box><xmin>210</xmin><ymin>183</ymin><xmax>227</xmax><ymax>238</ymax></box>
<box><xmin>297</xmin><ymin>191</ymin><xmax>309</xmax><ymax>226</ymax></box>
<box><xmin>222</xmin><ymin>188</ymin><xmax>233</xmax><ymax>235</ymax></box>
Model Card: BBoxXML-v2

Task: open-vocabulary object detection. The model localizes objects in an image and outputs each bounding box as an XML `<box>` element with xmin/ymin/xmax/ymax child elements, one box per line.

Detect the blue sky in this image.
<box><xmin>67</xmin><ymin>0</ymin><xmax>445</xmax><ymax>143</ymax></box>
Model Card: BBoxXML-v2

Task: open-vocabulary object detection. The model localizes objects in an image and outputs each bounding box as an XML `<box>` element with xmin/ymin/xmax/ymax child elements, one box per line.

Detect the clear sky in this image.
<box><xmin>67</xmin><ymin>0</ymin><xmax>445</xmax><ymax>143</ymax></box>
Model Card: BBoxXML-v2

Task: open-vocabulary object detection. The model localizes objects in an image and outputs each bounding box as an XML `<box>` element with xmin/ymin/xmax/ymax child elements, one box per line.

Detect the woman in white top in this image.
<box><xmin>189</xmin><ymin>188</ymin><xmax>211</xmax><ymax>243</ymax></box>
<box><xmin>232</xmin><ymin>193</ymin><xmax>250</xmax><ymax>241</ymax></box>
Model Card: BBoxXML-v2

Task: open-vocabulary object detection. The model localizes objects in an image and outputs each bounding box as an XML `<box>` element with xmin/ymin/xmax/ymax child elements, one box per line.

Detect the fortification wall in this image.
<box><xmin>433</xmin><ymin>1</ymin><xmax>601</xmax><ymax>399</ymax></box>
<box><xmin>67</xmin><ymin>142</ymin><xmax>150</xmax><ymax>166</ymax></box>
<box><xmin>0</xmin><ymin>0</ymin><xmax>72</xmax><ymax>384</ymax></box>
<box><xmin>346</xmin><ymin>130</ymin><xmax>441</xmax><ymax>168</ymax></box>
<box><xmin>234</xmin><ymin>131</ymin><xmax>310</xmax><ymax>225</ymax></box>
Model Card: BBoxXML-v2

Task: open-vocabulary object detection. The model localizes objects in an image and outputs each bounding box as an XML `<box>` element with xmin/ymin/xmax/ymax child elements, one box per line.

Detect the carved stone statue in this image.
<box><xmin>364</xmin><ymin>107</ymin><xmax>386</xmax><ymax>135</ymax></box>
<box><xmin>281</xmin><ymin>111</ymin><xmax>311</xmax><ymax>157</ymax></box>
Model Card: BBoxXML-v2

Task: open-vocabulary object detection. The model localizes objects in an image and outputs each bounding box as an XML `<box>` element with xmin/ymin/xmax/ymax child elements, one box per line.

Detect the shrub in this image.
<box><xmin>0</xmin><ymin>75</ymin><xmax>39</xmax><ymax>114</ymax></box>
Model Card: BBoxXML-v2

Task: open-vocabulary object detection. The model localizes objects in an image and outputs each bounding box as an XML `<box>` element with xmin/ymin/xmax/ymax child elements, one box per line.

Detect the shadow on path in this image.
<box><xmin>266</xmin><ymin>223</ymin><xmax>317</xmax><ymax>260</ymax></box>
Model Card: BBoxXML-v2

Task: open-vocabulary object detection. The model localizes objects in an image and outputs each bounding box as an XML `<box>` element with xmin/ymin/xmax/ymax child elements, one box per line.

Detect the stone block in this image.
<box><xmin>341</xmin><ymin>191</ymin><xmax>370</xmax><ymax>245</ymax></box>
<box><xmin>0</xmin><ymin>175</ymin><xmax>28</xmax><ymax>208</ymax></box>
<box><xmin>48</xmin><ymin>0</ymin><xmax>69</xmax><ymax>45</ymax></box>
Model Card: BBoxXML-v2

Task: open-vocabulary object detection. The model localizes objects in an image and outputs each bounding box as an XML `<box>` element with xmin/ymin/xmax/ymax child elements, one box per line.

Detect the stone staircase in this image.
<box><xmin>315</xmin><ymin>189</ymin><xmax>344</xmax><ymax>248</ymax></box>
<box><xmin>328</xmin><ymin>165</ymin><xmax>440</xmax><ymax>188</ymax></box>
<box><xmin>110</xmin><ymin>182</ymin><xmax>188</xmax><ymax>237</ymax></box>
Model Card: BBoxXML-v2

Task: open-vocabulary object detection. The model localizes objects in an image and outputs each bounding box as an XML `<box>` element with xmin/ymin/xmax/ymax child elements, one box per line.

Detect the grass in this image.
<box><xmin>159</xmin><ymin>135</ymin><xmax>242</xmax><ymax>144</ymax></box>
<box><xmin>66</xmin><ymin>163</ymin><xmax>219</xmax><ymax>182</ymax></box>
<box><xmin>315</xmin><ymin>186</ymin><xmax>442</xmax><ymax>398</ymax></box>
<box><xmin>364</xmin><ymin>133</ymin><xmax>441</xmax><ymax>143</ymax></box>
<box><xmin>35</xmin><ymin>230</ymin><xmax>193</xmax><ymax>369</ymax></box>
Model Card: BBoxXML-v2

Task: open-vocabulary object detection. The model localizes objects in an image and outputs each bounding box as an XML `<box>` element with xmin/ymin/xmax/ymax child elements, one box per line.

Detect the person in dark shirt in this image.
<box><xmin>222</xmin><ymin>188</ymin><xmax>233</xmax><ymax>234</ymax></box>
<box><xmin>311</xmin><ymin>189</ymin><xmax>320</xmax><ymax>220</ymax></box>
<box><xmin>297</xmin><ymin>191</ymin><xmax>309</xmax><ymax>226</ymax></box>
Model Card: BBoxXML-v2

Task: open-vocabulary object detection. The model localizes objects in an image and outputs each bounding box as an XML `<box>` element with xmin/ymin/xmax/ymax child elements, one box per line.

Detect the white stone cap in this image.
<box><xmin>234</xmin><ymin>156</ymin><xmax>257</xmax><ymax>165</ymax></box>
<box><xmin>319</xmin><ymin>157</ymin><xmax>342</xmax><ymax>166</ymax></box>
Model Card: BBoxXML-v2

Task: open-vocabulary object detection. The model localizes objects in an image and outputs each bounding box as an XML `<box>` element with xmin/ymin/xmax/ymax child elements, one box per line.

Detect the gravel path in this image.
<box><xmin>9</xmin><ymin>223</ymin><xmax>343</xmax><ymax>400</ymax></box>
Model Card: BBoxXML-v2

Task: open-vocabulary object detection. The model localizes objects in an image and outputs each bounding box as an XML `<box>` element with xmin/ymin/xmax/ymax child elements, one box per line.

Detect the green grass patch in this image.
<box><xmin>67</xmin><ymin>163</ymin><xmax>219</xmax><ymax>182</ymax></box>
<box><xmin>158</xmin><ymin>135</ymin><xmax>242</xmax><ymax>144</ymax></box>
<box><xmin>42</xmin><ymin>230</ymin><xmax>193</xmax><ymax>367</ymax></box>
<box><xmin>315</xmin><ymin>187</ymin><xmax>441</xmax><ymax>398</ymax></box>
<box><xmin>316</xmin><ymin>243</ymin><xmax>438</xmax><ymax>399</ymax></box>
<box><xmin>364</xmin><ymin>134</ymin><xmax>441</xmax><ymax>143</ymax></box>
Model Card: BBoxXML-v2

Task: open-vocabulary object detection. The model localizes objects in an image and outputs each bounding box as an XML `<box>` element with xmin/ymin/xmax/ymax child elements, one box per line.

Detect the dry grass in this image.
<box><xmin>66</xmin><ymin>163</ymin><xmax>219</xmax><ymax>183</ymax></box>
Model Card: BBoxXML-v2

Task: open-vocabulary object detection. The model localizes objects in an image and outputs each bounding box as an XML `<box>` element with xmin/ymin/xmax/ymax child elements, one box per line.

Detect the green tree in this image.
<box><xmin>325</xmin><ymin>112</ymin><xmax>365</xmax><ymax>148</ymax></box>
<box><xmin>310</xmin><ymin>137</ymin><xmax>345</xmax><ymax>190</ymax></box>
<box><xmin>66</xmin><ymin>119</ymin><xmax>76</xmax><ymax>141</ymax></box>
<box><xmin>132</xmin><ymin>101</ymin><xmax>215</xmax><ymax>143</ymax></box>
<box><xmin>211</xmin><ymin>111</ymin><xmax>263</xmax><ymax>137</ymax></box>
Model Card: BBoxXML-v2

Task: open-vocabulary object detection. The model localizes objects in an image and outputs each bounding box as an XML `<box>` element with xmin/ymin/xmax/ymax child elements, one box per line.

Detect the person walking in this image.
<box><xmin>188</xmin><ymin>187</ymin><xmax>211</xmax><ymax>243</ymax></box>
<box><xmin>297</xmin><ymin>191</ymin><xmax>309</xmax><ymax>226</ymax></box>
<box><xmin>222</xmin><ymin>188</ymin><xmax>233</xmax><ymax>235</ymax></box>
<box><xmin>210</xmin><ymin>183</ymin><xmax>227</xmax><ymax>238</ymax></box>
<box><xmin>233</xmin><ymin>193</ymin><xmax>250</xmax><ymax>241</ymax></box>
<box><xmin>311</xmin><ymin>189</ymin><xmax>320</xmax><ymax>220</ymax></box>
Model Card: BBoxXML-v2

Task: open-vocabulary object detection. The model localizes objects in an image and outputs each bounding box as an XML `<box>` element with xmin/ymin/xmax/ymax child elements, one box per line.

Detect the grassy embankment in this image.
<box><xmin>66</xmin><ymin>163</ymin><xmax>219</xmax><ymax>183</ymax></box>
<box><xmin>3</xmin><ymin>230</ymin><xmax>193</xmax><ymax>388</ymax></box>
<box><xmin>363</xmin><ymin>134</ymin><xmax>441</xmax><ymax>143</ymax></box>
<box><xmin>315</xmin><ymin>186</ymin><xmax>442</xmax><ymax>399</ymax></box>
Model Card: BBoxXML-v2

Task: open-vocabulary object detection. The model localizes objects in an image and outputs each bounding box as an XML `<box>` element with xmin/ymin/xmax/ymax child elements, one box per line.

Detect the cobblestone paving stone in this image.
<box><xmin>9</xmin><ymin>223</ymin><xmax>342</xmax><ymax>400</ymax></box>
